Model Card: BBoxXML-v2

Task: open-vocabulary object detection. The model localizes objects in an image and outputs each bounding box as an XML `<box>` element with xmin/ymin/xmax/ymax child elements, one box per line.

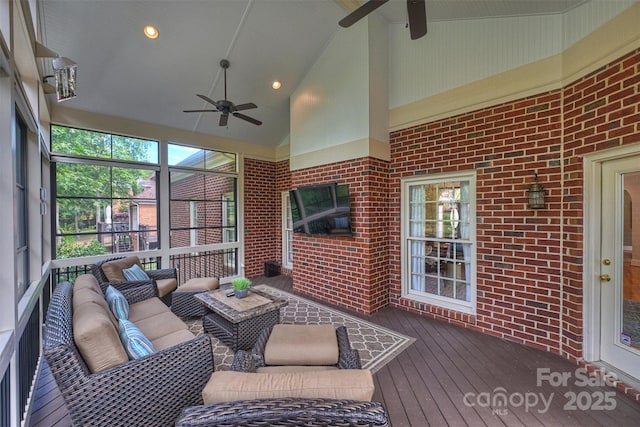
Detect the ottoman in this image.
<box><xmin>171</xmin><ymin>277</ymin><xmax>219</xmax><ymax>317</ymax></box>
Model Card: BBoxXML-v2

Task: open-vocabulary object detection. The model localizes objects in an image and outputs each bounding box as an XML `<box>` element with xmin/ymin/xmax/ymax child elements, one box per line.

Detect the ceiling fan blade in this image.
<box><xmin>233</xmin><ymin>112</ymin><xmax>262</xmax><ymax>126</ymax></box>
<box><xmin>339</xmin><ymin>0</ymin><xmax>389</xmax><ymax>28</ymax></box>
<box><xmin>183</xmin><ymin>109</ymin><xmax>219</xmax><ymax>113</ymax></box>
<box><xmin>219</xmin><ymin>113</ymin><xmax>229</xmax><ymax>127</ymax></box>
<box><xmin>196</xmin><ymin>94</ymin><xmax>221</xmax><ymax>108</ymax></box>
<box><xmin>234</xmin><ymin>102</ymin><xmax>258</xmax><ymax>111</ymax></box>
<box><xmin>407</xmin><ymin>0</ymin><xmax>427</xmax><ymax>40</ymax></box>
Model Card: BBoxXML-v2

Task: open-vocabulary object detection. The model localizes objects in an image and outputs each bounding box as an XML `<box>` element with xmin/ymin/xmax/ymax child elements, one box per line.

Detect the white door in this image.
<box><xmin>600</xmin><ymin>155</ymin><xmax>640</xmax><ymax>380</ymax></box>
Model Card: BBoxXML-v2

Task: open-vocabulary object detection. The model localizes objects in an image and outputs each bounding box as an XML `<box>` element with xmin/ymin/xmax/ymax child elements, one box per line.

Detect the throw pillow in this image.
<box><xmin>118</xmin><ymin>319</ymin><xmax>156</xmax><ymax>360</ymax></box>
<box><xmin>122</xmin><ymin>264</ymin><xmax>150</xmax><ymax>281</ymax></box>
<box><xmin>105</xmin><ymin>285</ymin><xmax>129</xmax><ymax>320</ymax></box>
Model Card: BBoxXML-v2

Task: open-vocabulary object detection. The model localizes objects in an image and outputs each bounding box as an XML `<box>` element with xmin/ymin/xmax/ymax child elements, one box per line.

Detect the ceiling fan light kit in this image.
<box><xmin>184</xmin><ymin>59</ymin><xmax>262</xmax><ymax>126</ymax></box>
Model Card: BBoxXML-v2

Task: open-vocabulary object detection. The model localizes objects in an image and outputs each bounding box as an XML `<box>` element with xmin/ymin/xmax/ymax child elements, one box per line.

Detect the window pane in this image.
<box><xmin>168</xmin><ymin>144</ymin><xmax>203</xmax><ymax>167</ymax></box>
<box><xmin>52</xmin><ymin>125</ymin><xmax>158</xmax><ymax>163</ymax></box>
<box><xmin>405</xmin><ymin>175</ymin><xmax>474</xmax><ymax>310</ymax></box>
<box><xmin>56</xmin><ymin>163</ymin><xmax>111</xmax><ymax>197</ymax></box>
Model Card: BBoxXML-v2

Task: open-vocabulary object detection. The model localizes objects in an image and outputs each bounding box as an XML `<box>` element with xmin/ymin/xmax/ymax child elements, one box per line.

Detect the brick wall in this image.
<box><xmin>290</xmin><ymin>157</ymin><xmax>389</xmax><ymax>315</ymax></box>
<box><xmin>388</xmin><ymin>47</ymin><xmax>640</xmax><ymax>359</ymax></box>
<box><xmin>561</xmin><ymin>48</ymin><xmax>640</xmax><ymax>362</ymax></box>
<box><xmin>243</xmin><ymin>158</ymin><xmax>278</xmax><ymax>277</ymax></box>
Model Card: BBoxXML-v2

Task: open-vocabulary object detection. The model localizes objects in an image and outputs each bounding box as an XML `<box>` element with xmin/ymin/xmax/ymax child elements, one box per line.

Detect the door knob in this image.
<box><xmin>600</xmin><ymin>274</ymin><xmax>611</xmax><ymax>282</ymax></box>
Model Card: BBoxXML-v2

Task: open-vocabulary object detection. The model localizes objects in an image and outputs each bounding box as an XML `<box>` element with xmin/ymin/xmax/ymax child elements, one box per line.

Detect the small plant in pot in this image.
<box><xmin>231</xmin><ymin>277</ymin><xmax>251</xmax><ymax>298</ymax></box>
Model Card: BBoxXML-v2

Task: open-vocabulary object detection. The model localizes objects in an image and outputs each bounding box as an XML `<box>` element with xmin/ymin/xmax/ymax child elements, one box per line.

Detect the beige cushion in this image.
<box><xmin>134</xmin><ymin>311</ymin><xmax>188</xmax><ymax>341</ymax></box>
<box><xmin>264</xmin><ymin>324</ymin><xmax>339</xmax><ymax>366</ymax></box>
<box><xmin>179</xmin><ymin>277</ymin><xmax>219</xmax><ymax>292</ymax></box>
<box><xmin>151</xmin><ymin>329</ymin><xmax>196</xmax><ymax>351</ymax></box>
<box><xmin>73</xmin><ymin>303</ymin><xmax>128</xmax><ymax>373</ymax></box>
<box><xmin>202</xmin><ymin>370</ymin><xmax>375</xmax><ymax>404</ymax></box>
<box><xmin>128</xmin><ymin>298</ymin><xmax>172</xmax><ymax>323</ymax></box>
<box><xmin>73</xmin><ymin>274</ymin><xmax>103</xmax><ymax>294</ymax></box>
<box><xmin>73</xmin><ymin>287</ymin><xmax>119</xmax><ymax>329</ymax></box>
<box><xmin>256</xmin><ymin>366</ymin><xmax>338</xmax><ymax>373</ymax></box>
<box><xmin>156</xmin><ymin>278</ymin><xmax>177</xmax><ymax>297</ymax></box>
<box><xmin>101</xmin><ymin>256</ymin><xmax>142</xmax><ymax>282</ymax></box>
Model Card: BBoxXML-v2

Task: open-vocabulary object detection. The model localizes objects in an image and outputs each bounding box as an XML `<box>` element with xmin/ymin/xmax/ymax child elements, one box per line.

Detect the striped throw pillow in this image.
<box><xmin>118</xmin><ymin>319</ymin><xmax>156</xmax><ymax>359</ymax></box>
<box><xmin>122</xmin><ymin>264</ymin><xmax>150</xmax><ymax>281</ymax></box>
<box><xmin>106</xmin><ymin>285</ymin><xmax>129</xmax><ymax>320</ymax></box>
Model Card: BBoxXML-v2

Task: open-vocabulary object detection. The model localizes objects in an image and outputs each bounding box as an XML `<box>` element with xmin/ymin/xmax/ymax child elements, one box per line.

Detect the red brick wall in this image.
<box><xmin>561</xmin><ymin>48</ymin><xmax>640</xmax><ymax>362</ymax></box>
<box><xmin>243</xmin><ymin>158</ymin><xmax>278</xmax><ymax>277</ymax></box>
<box><xmin>390</xmin><ymin>92</ymin><xmax>565</xmax><ymax>353</ymax></box>
<box><xmin>290</xmin><ymin>157</ymin><xmax>389</xmax><ymax>315</ymax></box>
<box><xmin>388</xmin><ymin>46</ymin><xmax>640</xmax><ymax>359</ymax></box>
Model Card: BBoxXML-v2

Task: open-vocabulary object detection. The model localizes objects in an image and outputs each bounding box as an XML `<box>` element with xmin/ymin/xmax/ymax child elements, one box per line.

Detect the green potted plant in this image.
<box><xmin>231</xmin><ymin>277</ymin><xmax>251</xmax><ymax>298</ymax></box>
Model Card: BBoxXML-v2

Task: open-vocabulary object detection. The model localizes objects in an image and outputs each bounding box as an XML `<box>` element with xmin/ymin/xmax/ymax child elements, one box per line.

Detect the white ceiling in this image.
<box><xmin>39</xmin><ymin>0</ymin><xmax>584</xmax><ymax>148</ymax></box>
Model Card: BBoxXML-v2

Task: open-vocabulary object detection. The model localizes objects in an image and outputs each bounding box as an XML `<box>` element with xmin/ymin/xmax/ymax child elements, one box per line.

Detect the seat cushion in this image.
<box><xmin>264</xmin><ymin>324</ymin><xmax>339</xmax><ymax>366</ymax></box>
<box><xmin>73</xmin><ymin>303</ymin><xmax>128</xmax><ymax>373</ymax></box>
<box><xmin>179</xmin><ymin>277</ymin><xmax>220</xmax><ymax>292</ymax></box>
<box><xmin>202</xmin><ymin>370</ymin><xmax>375</xmax><ymax>404</ymax></box>
<box><xmin>256</xmin><ymin>366</ymin><xmax>338</xmax><ymax>373</ymax></box>
<box><xmin>128</xmin><ymin>298</ymin><xmax>172</xmax><ymax>323</ymax></box>
<box><xmin>151</xmin><ymin>329</ymin><xmax>196</xmax><ymax>351</ymax></box>
<box><xmin>156</xmin><ymin>278</ymin><xmax>177</xmax><ymax>297</ymax></box>
<box><xmin>101</xmin><ymin>256</ymin><xmax>142</xmax><ymax>282</ymax></box>
<box><xmin>133</xmin><ymin>311</ymin><xmax>188</xmax><ymax>341</ymax></box>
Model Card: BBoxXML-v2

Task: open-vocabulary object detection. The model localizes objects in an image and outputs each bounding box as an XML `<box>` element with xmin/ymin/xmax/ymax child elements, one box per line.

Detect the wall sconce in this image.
<box><xmin>528</xmin><ymin>173</ymin><xmax>545</xmax><ymax>209</ymax></box>
<box><xmin>35</xmin><ymin>42</ymin><xmax>78</xmax><ymax>102</ymax></box>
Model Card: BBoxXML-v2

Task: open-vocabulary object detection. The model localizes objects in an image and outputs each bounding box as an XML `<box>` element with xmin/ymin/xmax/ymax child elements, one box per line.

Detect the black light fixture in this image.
<box><xmin>528</xmin><ymin>173</ymin><xmax>545</xmax><ymax>209</ymax></box>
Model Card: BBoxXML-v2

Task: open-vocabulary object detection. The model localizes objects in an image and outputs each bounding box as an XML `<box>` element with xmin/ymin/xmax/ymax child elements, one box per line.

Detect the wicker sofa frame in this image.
<box><xmin>92</xmin><ymin>255</ymin><xmax>177</xmax><ymax>306</ymax></box>
<box><xmin>43</xmin><ymin>280</ymin><xmax>214</xmax><ymax>426</ymax></box>
<box><xmin>231</xmin><ymin>325</ymin><xmax>361</xmax><ymax>371</ymax></box>
<box><xmin>175</xmin><ymin>397</ymin><xmax>389</xmax><ymax>426</ymax></box>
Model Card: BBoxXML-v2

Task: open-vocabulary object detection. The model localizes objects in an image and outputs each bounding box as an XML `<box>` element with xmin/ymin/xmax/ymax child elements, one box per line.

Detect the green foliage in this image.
<box><xmin>232</xmin><ymin>277</ymin><xmax>251</xmax><ymax>290</ymax></box>
<box><xmin>56</xmin><ymin>237</ymin><xmax>106</xmax><ymax>259</ymax></box>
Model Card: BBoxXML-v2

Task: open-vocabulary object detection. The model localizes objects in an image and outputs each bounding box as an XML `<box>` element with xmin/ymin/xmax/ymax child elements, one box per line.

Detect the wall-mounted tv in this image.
<box><xmin>289</xmin><ymin>183</ymin><xmax>352</xmax><ymax>236</ymax></box>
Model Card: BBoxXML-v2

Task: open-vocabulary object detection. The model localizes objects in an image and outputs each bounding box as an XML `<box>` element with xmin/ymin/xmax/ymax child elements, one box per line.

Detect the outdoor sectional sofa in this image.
<box><xmin>43</xmin><ymin>275</ymin><xmax>214</xmax><ymax>426</ymax></box>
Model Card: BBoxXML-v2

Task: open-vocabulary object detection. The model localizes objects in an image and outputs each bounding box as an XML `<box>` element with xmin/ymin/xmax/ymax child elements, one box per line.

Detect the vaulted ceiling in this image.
<box><xmin>40</xmin><ymin>0</ymin><xmax>584</xmax><ymax>147</ymax></box>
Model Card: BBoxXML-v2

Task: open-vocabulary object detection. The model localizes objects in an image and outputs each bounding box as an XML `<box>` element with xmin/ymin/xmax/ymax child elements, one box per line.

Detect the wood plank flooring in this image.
<box><xmin>28</xmin><ymin>275</ymin><xmax>640</xmax><ymax>426</ymax></box>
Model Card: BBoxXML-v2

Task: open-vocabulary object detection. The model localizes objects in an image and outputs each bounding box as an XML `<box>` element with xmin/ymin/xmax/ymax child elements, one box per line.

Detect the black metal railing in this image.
<box><xmin>1</xmin><ymin>367</ymin><xmax>9</xmax><ymax>427</ymax></box>
<box><xmin>18</xmin><ymin>307</ymin><xmax>40</xmax><ymax>423</ymax></box>
<box><xmin>171</xmin><ymin>249</ymin><xmax>238</xmax><ymax>283</ymax></box>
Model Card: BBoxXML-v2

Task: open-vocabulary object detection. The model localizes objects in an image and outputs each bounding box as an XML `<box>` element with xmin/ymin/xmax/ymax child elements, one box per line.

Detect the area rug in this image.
<box><xmin>183</xmin><ymin>284</ymin><xmax>415</xmax><ymax>373</ymax></box>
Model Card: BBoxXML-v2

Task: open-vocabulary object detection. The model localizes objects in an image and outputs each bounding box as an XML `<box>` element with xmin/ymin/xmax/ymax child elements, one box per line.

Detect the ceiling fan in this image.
<box><xmin>184</xmin><ymin>59</ymin><xmax>262</xmax><ymax>126</ymax></box>
<box><xmin>339</xmin><ymin>0</ymin><xmax>427</xmax><ymax>40</ymax></box>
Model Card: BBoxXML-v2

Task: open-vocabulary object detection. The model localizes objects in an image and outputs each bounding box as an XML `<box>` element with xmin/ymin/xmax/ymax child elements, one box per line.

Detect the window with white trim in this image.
<box><xmin>282</xmin><ymin>191</ymin><xmax>293</xmax><ymax>269</ymax></box>
<box><xmin>402</xmin><ymin>172</ymin><xmax>476</xmax><ymax>314</ymax></box>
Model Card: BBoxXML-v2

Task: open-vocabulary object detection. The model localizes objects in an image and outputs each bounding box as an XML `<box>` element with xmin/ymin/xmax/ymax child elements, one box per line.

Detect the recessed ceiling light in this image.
<box><xmin>272</xmin><ymin>81</ymin><xmax>282</xmax><ymax>90</ymax></box>
<box><xmin>144</xmin><ymin>25</ymin><xmax>159</xmax><ymax>39</ymax></box>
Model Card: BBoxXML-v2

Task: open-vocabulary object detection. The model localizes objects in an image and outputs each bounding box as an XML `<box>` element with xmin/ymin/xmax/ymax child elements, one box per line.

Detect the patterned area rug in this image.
<box><xmin>183</xmin><ymin>284</ymin><xmax>415</xmax><ymax>373</ymax></box>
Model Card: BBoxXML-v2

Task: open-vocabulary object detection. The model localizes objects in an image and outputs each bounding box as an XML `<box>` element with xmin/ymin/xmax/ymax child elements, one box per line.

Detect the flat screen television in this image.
<box><xmin>289</xmin><ymin>183</ymin><xmax>353</xmax><ymax>236</ymax></box>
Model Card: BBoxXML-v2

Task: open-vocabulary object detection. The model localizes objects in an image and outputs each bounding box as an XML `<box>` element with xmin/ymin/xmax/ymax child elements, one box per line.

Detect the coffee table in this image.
<box><xmin>195</xmin><ymin>287</ymin><xmax>288</xmax><ymax>351</ymax></box>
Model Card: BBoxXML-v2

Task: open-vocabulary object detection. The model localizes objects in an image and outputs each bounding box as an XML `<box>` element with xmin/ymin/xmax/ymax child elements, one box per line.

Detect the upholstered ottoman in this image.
<box><xmin>171</xmin><ymin>277</ymin><xmax>219</xmax><ymax>318</ymax></box>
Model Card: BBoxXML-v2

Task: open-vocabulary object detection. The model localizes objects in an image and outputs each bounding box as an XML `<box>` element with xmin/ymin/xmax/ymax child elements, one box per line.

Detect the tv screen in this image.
<box><xmin>289</xmin><ymin>183</ymin><xmax>352</xmax><ymax>236</ymax></box>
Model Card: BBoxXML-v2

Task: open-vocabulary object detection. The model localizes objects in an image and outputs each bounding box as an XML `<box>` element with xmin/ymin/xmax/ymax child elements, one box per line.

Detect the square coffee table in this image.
<box><xmin>195</xmin><ymin>287</ymin><xmax>288</xmax><ymax>351</ymax></box>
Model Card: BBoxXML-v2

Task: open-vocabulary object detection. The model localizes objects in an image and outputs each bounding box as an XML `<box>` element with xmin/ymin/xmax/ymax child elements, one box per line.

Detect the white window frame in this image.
<box><xmin>401</xmin><ymin>171</ymin><xmax>477</xmax><ymax>315</ymax></box>
<box><xmin>222</xmin><ymin>192</ymin><xmax>236</xmax><ymax>269</ymax></box>
<box><xmin>189</xmin><ymin>200</ymin><xmax>198</xmax><ymax>246</ymax></box>
<box><xmin>281</xmin><ymin>191</ymin><xmax>293</xmax><ymax>270</ymax></box>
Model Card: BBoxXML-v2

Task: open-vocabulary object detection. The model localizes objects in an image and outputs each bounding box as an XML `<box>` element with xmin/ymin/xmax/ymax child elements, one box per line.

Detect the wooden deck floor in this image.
<box><xmin>28</xmin><ymin>275</ymin><xmax>640</xmax><ymax>426</ymax></box>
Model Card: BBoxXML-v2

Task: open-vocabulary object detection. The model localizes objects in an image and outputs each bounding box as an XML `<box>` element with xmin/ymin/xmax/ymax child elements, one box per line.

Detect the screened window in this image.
<box><xmin>403</xmin><ymin>172</ymin><xmax>476</xmax><ymax>314</ymax></box>
<box><xmin>51</xmin><ymin>126</ymin><xmax>159</xmax><ymax>258</ymax></box>
<box><xmin>16</xmin><ymin>112</ymin><xmax>29</xmax><ymax>298</ymax></box>
<box><xmin>168</xmin><ymin>143</ymin><xmax>238</xmax><ymax>248</ymax></box>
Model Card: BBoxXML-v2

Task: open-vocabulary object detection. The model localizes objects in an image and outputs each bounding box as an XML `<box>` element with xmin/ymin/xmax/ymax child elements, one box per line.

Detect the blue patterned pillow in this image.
<box><xmin>118</xmin><ymin>319</ymin><xmax>156</xmax><ymax>359</ymax></box>
<box><xmin>122</xmin><ymin>264</ymin><xmax>150</xmax><ymax>281</ymax></box>
<box><xmin>105</xmin><ymin>285</ymin><xmax>129</xmax><ymax>320</ymax></box>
